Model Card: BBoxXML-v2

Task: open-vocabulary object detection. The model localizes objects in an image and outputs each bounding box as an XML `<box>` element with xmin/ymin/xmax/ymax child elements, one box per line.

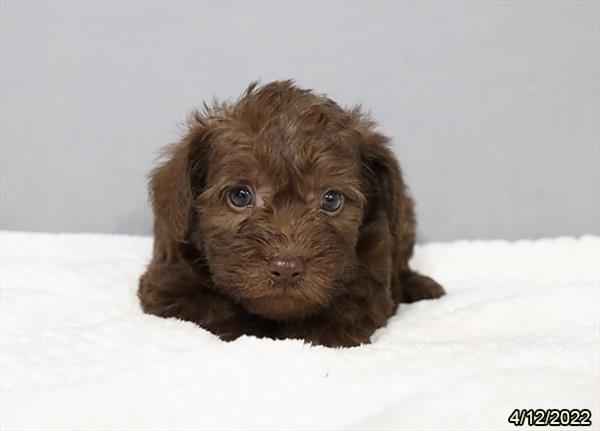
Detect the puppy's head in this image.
<box><xmin>151</xmin><ymin>81</ymin><xmax>402</xmax><ymax>320</ymax></box>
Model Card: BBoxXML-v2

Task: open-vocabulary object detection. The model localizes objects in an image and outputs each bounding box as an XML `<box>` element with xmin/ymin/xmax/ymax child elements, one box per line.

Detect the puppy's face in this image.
<box><xmin>196</xmin><ymin>134</ymin><xmax>365</xmax><ymax>320</ymax></box>
<box><xmin>193</xmin><ymin>102</ymin><xmax>367</xmax><ymax>320</ymax></box>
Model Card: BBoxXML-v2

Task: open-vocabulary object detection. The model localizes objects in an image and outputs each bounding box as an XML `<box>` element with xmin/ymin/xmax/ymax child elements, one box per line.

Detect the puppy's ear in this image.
<box><xmin>150</xmin><ymin>115</ymin><xmax>211</xmax><ymax>243</ymax></box>
<box><xmin>352</xmin><ymin>109</ymin><xmax>411</xmax><ymax>238</ymax></box>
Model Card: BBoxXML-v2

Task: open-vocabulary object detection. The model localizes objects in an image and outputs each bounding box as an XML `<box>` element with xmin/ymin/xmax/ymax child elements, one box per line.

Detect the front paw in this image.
<box><xmin>312</xmin><ymin>335</ymin><xmax>369</xmax><ymax>348</ymax></box>
<box><xmin>400</xmin><ymin>272</ymin><xmax>445</xmax><ymax>303</ymax></box>
<box><xmin>288</xmin><ymin>324</ymin><xmax>372</xmax><ymax>348</ymax></box>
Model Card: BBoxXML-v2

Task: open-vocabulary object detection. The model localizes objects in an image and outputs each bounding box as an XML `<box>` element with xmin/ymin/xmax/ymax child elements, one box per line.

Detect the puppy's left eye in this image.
<box><xmin>320</xmin><ymin>189</ymin><xmax>344</xmax><ymax>214</ymax></box>
<box><xmin>228</xmin><ymin>185</ymin><xmax>254</xmax><ymax>208</ymax></box>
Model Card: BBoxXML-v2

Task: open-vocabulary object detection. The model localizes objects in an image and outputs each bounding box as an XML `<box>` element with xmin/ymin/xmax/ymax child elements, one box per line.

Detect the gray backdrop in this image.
<box><xmin>1</xmin><ymin>1</ymin><xmax>598</xmax><ymax>242</ymax></box>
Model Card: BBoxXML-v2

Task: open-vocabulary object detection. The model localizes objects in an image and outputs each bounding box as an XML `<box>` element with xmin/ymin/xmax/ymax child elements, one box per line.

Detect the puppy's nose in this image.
<box><xmin>268</xmin><ymin>256</ymin><xmax>305</xmax><ymax>282</ymax></box>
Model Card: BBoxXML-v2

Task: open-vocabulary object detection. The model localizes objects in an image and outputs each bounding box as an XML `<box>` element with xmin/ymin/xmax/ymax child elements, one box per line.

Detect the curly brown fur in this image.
<box><xmin>138</xmin><ymin>80</ymin><xmax>445</xmax><ymax>347</ymax></box>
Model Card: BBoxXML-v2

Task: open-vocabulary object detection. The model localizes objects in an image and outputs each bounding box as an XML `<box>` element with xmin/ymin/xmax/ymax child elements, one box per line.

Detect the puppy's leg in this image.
<box><xmin>138</xmin><ymin>264</ymin><xmax>272</xmax><ymax>340</ymax></box>
<box><xmin>397</xmin><ymin>271</ymin><xmax>445</xmax><ymax>304</ymax></box>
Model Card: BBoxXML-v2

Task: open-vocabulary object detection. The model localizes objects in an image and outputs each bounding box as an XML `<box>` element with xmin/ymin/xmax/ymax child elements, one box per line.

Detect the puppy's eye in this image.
<box><xmin>320</xmin><ymin>189</ymin><xmax>344</xmax><ymax>214</ymax></box>
<box><xmin>228</xmin><ymin>186</ymin><xmax>254</xmax><ymax>208</ymax></box>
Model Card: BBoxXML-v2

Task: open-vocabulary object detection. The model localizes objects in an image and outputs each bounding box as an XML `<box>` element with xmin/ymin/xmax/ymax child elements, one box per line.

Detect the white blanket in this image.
<box><xmin>1</xmin><ymin>231</ymin><xmax>598</xmax><ymax>430</ymax></box>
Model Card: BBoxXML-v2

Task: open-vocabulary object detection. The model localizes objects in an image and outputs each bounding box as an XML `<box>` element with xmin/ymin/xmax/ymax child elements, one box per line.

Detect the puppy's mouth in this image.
<box><xmin>266</xmin><ymin>285</ymin><xmax>305</xmax><ymax>302</ymax></box>
<box><xmin>240</xmin><ymin>277</ymin><xmax>329</xmax><ymax>321</ymax></box>
<box><xmin>243</xmin><ymin>293</ymin><xmax>319</xmax><ymax>321</ymax></box>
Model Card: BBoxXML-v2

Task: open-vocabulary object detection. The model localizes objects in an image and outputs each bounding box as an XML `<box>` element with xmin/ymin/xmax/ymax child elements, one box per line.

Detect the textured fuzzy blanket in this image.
<box><xmin>1</xmin><ymin>231</ymin><xmax>598</xmax><ymax>430</ymax></box>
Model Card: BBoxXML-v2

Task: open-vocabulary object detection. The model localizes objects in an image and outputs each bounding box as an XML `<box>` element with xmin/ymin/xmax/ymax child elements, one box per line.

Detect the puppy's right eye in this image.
<box><xmin>320</xmin><ymin>189</ymin><xmax>344</xmax><ymax>214</ymax></box>
<box><xmin>228</xmin><ymin>186</ymin><xmax>254</xmax><ymax>208</ymax></box>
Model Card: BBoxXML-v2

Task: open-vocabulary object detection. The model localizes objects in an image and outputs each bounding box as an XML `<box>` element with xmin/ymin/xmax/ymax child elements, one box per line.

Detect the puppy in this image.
<box><xmin>138</xmin><ymin>80</ymin><xmax>445</xmax><ymax>347</ymax></box>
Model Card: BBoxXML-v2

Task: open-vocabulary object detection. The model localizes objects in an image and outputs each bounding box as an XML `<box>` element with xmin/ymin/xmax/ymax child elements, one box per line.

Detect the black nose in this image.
<box><xmin>268</xmin><ymin>256</ymin><xmax>305</xmax><ymax>282</ymax></box>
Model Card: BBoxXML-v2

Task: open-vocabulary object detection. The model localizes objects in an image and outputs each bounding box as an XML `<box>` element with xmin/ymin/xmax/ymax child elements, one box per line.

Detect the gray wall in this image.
<box><xmin>1</xmin><ymin>1</ymin><xmax>598</xmax><ymax>242</ymax></box>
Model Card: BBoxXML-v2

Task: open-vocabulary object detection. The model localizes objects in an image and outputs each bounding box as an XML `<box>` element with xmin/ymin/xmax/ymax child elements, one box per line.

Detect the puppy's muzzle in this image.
<box><xmin>268</xmin><ymin>255</ymin><xmax>305</xmax><ymax>283</ymax></box>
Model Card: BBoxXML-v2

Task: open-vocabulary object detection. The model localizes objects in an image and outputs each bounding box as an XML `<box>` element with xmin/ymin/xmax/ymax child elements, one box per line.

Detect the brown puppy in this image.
<box><xmin>138</xmin><ymin>81</ymin><xmax>445</xmax><ymax>347</ymax></box>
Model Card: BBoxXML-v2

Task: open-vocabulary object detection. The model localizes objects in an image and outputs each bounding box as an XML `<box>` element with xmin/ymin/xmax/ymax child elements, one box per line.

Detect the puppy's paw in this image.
<box><xmin>400</xmin><ymin>271</ymin><xmax>445</xmax><ymax>303</ymax></box>
<box><xmin>311</xmin><ymin>332</ymin><xmax>371</xmax><ymax>348</ymax></box>
<box><xmin>282</xmin><ymin>322</ymin><xmax>372</xmax><ymax>348</ymax></box>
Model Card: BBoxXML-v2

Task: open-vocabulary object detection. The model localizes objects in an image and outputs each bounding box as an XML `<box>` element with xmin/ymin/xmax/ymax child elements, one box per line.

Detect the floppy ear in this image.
<box><xmin>149</xmin><ymin>115</ymin><xmax>211</xmax><ymax>244</ymax></box>
<box><xmin>352</xmin><ymin>110</ymin><xmax>412</xmax><ymax>239</ymax></box>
